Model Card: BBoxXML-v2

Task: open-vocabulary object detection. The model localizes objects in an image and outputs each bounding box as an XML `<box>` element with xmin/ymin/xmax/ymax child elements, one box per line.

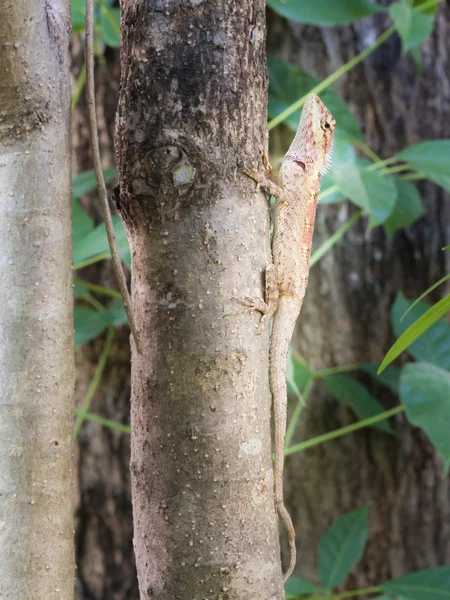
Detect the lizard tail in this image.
<box><xmin>270</xmin><ymin>295</ymin><xmax>300</xmax><ymax>583</ymax></box>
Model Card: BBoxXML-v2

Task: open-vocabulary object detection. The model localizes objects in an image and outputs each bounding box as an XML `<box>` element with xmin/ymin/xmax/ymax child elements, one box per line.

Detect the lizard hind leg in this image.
<box><xmin>231</xmin><ymin>264</ymin><xmax>278</xmax><ymax>332</ymax></box>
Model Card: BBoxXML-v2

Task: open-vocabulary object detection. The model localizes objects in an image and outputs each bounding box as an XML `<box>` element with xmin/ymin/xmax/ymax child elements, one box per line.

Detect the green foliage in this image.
<box><xmin>266</xmin><ymin>0</ymin><xmax>382</xmax><ymax>27</ymax></box>
<box><xmin>389</xmin><ymin>0</ymin><xmax>438</xmax><ymax>52</ymax></box>
<box><xmin>360</xmin><ymin>362</ymin><xmax>400</xmax><ymax>394</ymax></box>
<box><xmin>71</xmin><ymin>0</ymin><xmax>120</xmax><ymax>47</ymax></box>
<box><xmin>400</xmin><ymin>363</ymin><xmax>450</xmax><ymax>472</ymax></box>
<box><xmin>72</xmin><ymin>168</ymin><xmax>117</xmax><ymax>198</ymax></box>
<box><xmin>322</xmin><ymin>375</ymin><xmax>393</xmax><ymax>433</ymax></box>
<box><xmin>74</xmin><ymin>306</ymin><xmax>111</xmax><ymax>348</ymax></box>
<box><xmin>383</xmin><ymin>178</ymin><xmax>424</xmax><ymax>237</ymax></box>
<box><xmin>380</xmin><ymin>567</ymin><xmax>450</xmax><ymax>599</ymax></box>
<box><xmin>379</xmin><ymin>296</ymin><xmax>450</xmax><ymax>372</ymax></box>
<box><xmin>284</xmin><ymin>576</ymin><xmax>318</xmax><ymax>598</ymax></box>
<box><xmin>318</xmin><ymin>507</ymin><xmax>370</xmax><ymax>589</ymax></box>
<box><xmin>267</xmin><ymin>57</ymin><xmax>362</xmax><ymax>141</ymax></box>
<box><xmin>397</xmin><ymin>140</ymin><xmax>450</xmax><ymax>192</ymax></box>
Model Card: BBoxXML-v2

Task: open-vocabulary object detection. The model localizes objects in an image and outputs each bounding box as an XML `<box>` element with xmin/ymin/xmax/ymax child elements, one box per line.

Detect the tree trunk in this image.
<box><xmin>115</xmin><ymin>1</ymin><xmax>284</xmax><ymax>597</ymax></box>
<box><xmin>267</xmin><ymin>3</ymin><xmax>450</xmax><ymax>589</ymax></box>
<box><xmin>0</xmin><ymin>1</ymin><xmax>74</xmax><ymax>598</ymax></box>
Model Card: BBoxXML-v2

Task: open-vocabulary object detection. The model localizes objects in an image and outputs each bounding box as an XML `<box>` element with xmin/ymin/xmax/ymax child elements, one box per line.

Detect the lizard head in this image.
<box><xmin>285</xmin><ymin>94</ymin><xmax>336</xmax><ymax>176</ymax></box>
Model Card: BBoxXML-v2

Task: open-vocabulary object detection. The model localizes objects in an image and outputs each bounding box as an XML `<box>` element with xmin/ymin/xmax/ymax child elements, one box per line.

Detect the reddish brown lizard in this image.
<box><xmin>239</xmin><ymin>94</ymin><xmax>336</xmax><ymax>582</ymax></box>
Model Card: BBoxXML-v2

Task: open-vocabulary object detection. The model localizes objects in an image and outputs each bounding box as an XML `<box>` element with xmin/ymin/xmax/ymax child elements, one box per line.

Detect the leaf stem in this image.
<box><xmin>74</xmin><ymin>409</ymin><xmax>131</xmax><ymax>434</ymax></box>
<box><xmin>71</xmin><ymin>62</ymin><xmax>86</xmax><ymax>112</ymax></box>
<box><xmin>285</xmin><ymin>405</ymin><xmax>404</xmax><ymax>456</ymax></box>
<box><xmin>315</xmin><ymin>363</ymin><xmax>361</xmax><ymax>378</ymax></box>
<box><xmin>73</xmin><ymin>252</ymin><xmax>110</xmax><ymax>270</ymax></box>
<box><xmin>74</xmin><ymin>326</ymin><xmax>115</xmax><ymax>438</ymax></box>
<box><xmin>310</xmin><ymin>210</ymin><xmax>363</xmax><ymax>268</ymax></box>
<box><xmin>268</xmin><ymin>26</ymin><xmax>396</xmax><ymax>130</ymax></box>
<box><xmin>74</xmin><ymin>277</ymin><xmax>122</xmax><ymax>299</ymax></box>
<box><xmin>285</xmin><ymin>377</ymin><xmax>314</xmax><ymax>448</ymax></box>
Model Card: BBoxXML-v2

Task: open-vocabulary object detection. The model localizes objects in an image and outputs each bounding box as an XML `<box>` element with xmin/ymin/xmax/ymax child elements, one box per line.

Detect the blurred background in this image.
<box><xmin>70</xmin><ymin>1</ymin><xmax>450</xmax><ymax>597</ymax></box>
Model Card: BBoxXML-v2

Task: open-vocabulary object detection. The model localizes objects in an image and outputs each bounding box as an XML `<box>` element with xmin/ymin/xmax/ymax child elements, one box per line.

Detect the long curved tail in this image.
<box><xmin>270</xmin><ymin>295</ymin><xmax>301</xmax><ymax>583</ymax></box>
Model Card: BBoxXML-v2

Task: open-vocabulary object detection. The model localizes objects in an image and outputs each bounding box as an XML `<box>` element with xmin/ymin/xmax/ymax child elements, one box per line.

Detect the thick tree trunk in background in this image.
<box><xmin>0</xmin><ymin>1</ymin><xmax>74</xmax><ymax>598</ymax></box>
<box><xmin>267</xmin><ymin>3</ymin><xmax>450</xmax><ymax>589</ymax></box>
<box><xmin>115</xmin><ymin>1</ymin><xmax>284</xmax><ymax>597</ymax></box>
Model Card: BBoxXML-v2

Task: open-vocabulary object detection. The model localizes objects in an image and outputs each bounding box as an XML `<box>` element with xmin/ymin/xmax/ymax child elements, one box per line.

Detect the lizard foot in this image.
<box><xmin>230</xmin><ymin>296</ymin><xmax>270</xmax><ymax>333</ymax></box>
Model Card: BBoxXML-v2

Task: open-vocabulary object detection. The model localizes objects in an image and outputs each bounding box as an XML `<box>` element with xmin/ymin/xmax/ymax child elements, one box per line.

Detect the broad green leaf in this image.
<box><xmin>381</xmin><ymin>566</ymin><xmax>450</xmax><ymax>599</ymax></box>
<box><xmin>400</xmin><ymin>363</ymin><xmax>450</xmax><ymax>472</ymax></box>
<box><xmin>284</xmin><ymin>576</ymin><xmax>319</xmax><ymax>597</ymax></box>
<box><xmin>74</xmin><ymin>306</ymin><xmax>110</xmax><ymax>348</ymax></box>
<box><xmin>320</xmin><ymin>138</ymin><xmax>357</xmax><ymax>204</ymax></box>
<box><xmin>396</xmin><ymin>140</ymin><xmax>450</xmax><ymax>193</ymax></box>
<box><xmin>287</xmin><ymin>351</ymin><xmax>311</xmax><ymax>394</ymax></box>
<box><xmin>100</xmin><ymin>6</ymin><xmax>120</xmax><ymax>47</ymax></box>
<box><xmin>379</xmin><ymin>295</ymin><xmax>450</xmax><ymax>372</ymax></box>
<box><xmin>360</xmin><ymin>362</ymin><xmax>400</xmax><ymax>395</ymax></box>
<box><xmin>71</xmin><ymin>0</ymin><xmax>86</xmax><ymax>29</ymax></box>
<box><xmin>72</xmin><ymin>167</ymin><xmax>117</xmax><ymax>199</ymax></box>
<box><xmin>73</xmin><ymin>282</ymin><xmax>89</xmax><ymax>299</ymax></box>
<box><xmin>333</xmin><ymin>164</ymin><xmax>397</xmax><ymax>226</ymax></box>
<box><xmin>73</xmin><ymin>215</ymin><xmax>131</xmax><ymax>267</ymax></box>
<box><xmin>266</xmin><ymin>0</ymin><xmax>382</xmax><ymax>26</ymax></box>
<box><xmin>322</xmin><ymin>375</ymin><xmax>393</xmax><ymax>433</ymax></box>
<box><xmin>72</xmin><ymin>198</ymin><xmax>94</xmax><ymax>243</ymax></box>
<box><xmin>267</xmin><ymin>57</ymin><xmax>363</xmax><ymax>142</ymax></box>
<box><xmin>318</xmin><ymin>506</ymin><xmax>370</xmax><ymax>589</ymax></box>
<box><xmin>389</xmin><ymin>0</ymin><xmax>436</xmax><ymax>52</ymax></box>
<box><xmin>105</xmin><ymin>299</ymin><xmax>128</xmax><ymax>328</ymax></box>
<box><xmin>383</xmin><ymin>178</ymin><xmax>424</xmax><ymax>237</ymax></box>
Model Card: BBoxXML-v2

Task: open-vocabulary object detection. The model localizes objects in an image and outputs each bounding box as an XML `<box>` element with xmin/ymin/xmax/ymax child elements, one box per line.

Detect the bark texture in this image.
<box><xmin>0</xmin><ymin>1</ymin><xmax>74</xmax><ymax>598</ymax></box>
<box><xmin>267</xmin><ymin>2</ymin><xmax>450</xmax><ymax>589</ymax></box>
<box><xmin>115</xmin><ymin>1</ymin><xmax>284</xmax><ymax>597</ymax></box>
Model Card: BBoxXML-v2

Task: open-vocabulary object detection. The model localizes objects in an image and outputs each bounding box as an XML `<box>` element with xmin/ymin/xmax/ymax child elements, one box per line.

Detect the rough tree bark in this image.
<box><xmin>0</xmin><ymin>1</ymin><xmax>74</xmax><ymax>598</ymax></box>
<box><xmin>115</xmin><ymin>0</ymin><xmax>284</xmax><ymax>597</ymax></box>
<box><xmin>267</xmin><ymin>2</ymin><xmax>450</xmax><ymax>589</ymax></box>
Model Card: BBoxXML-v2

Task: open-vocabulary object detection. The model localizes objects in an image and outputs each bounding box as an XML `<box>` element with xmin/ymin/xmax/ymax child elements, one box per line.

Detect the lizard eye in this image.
<box><xmin>321</xmin><ymin>119</ymin><xmax>331</xmax><ymax>131</ymax></box>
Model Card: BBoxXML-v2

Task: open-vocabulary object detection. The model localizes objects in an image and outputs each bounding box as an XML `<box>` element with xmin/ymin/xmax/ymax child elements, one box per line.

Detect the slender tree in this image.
<box><xmin>115</xmin><ymin>0</ymin><xmax>284</xmax><ymax>597</ymax></box>
<box><xmin>0</xmin><ymin>1</ymin><xmax>74</xmax><ymax>598</ymax></box>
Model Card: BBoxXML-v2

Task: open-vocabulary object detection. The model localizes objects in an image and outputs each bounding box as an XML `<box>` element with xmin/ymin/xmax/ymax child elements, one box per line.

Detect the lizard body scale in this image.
<box><xmin>241</xmin><ymin>94</ymin><xmax>336</xmax><ymax>582</ymax></box>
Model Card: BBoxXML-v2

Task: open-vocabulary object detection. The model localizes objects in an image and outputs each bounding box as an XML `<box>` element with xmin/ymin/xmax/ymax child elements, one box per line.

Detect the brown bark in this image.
<box><xmin>115</xmin><ymin>1</ymin><xmax>283</xmax><ymax>598</ymax></box>
<box><xmin>267</xmin><ymin>3</ymin><xmax>450</xmax><ymax>589</ymax></box>
<box><xmin>0</xmin><ymin>0</ymin><xmax>74</xmax><ymax>598</ymax></box>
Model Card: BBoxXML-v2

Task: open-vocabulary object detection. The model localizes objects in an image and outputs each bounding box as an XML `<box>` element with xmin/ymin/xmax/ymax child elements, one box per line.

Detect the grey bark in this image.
<box><xmin>267</xmin><ymin>3</ymin><xmax>450</xmax><ymax>589</ymax></box>
<box><xmin>0</xmin><ymin>0</ymin><xmax>74</xmax><ymax>599</ymax></box>
<box><xmin>115</xmin><ymin>0</ymin><xmax>284</xmax><ymax>598</ymax></box>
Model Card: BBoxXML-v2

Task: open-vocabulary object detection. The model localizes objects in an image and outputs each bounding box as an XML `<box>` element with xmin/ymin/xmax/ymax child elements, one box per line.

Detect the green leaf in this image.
<box><xmin>73</xmin><ymin>282</ymin><xmax>90</xmax><ymax>299</ymax></box>
<box><xmin>266</xmin><ymin>0</ymin><xmax>382</xmax><ymax>26</ymax></box>
<box><xmin>402</xmin><ymin>274</ymin><xmax>450</xmax><ymax>319</ymax></box>
<box><xmin>379</xmin><ymin>295</ymin><xmax>450</xmax><ymax>373</ymax></box>
<box><xmin>72</xmin><ymin>198</ymin><xmax>94</xmax><ymax>243</ymax></box>
<box><xmin>100</xmin><ymin>6</ymin><xmax>120</xmax><ymax>47</ymax></box>
<box><xmin>105</xmin><ymin>299</ymin><xmax>128</xmax><ymax>328</ymax></box>
<box><xmin>71</xmin><ymin>0</ymin><xmax>86</xmax><ymax>29</ymax></box>
<box><xmin>389</xmin><ymin>0</ymin><xmax>436</xmax><ymax>52</ymax></box>
<box><xmin>318</xmin><ymin>506</ymin><xmax>370</xmax><ymax>589</ymax></box>
<box><xmin>400</xmin><ymin>363</ymin><xmax>450</xmax><ymax>472</ymax></box>
<box><xmin>74</xmin><ymin>409</ymin><xmax>131</xmax><ymax>434</ymax></box>
<box><xmin>333</xmin><ymin>164</ymin><xmax>397</xmax><ymax>226</ymax></box>
<box><xmin>284</xmin><ymin>576</ymin><xmax>319</xmax><ymax>597</ymax></box>
<box><xmin>267</xmin><ymin>57</ymin><xmax>363</xmax><ymax>142</ymax></box>
<box><xmin>73</xmin><ymin>215</ymin><xmax>131</xmax><ymax>267</ymax></box>
<box><xmin>396</xmin><ymin>140</ymin><xmax>450</xmax><ymax>193</ymax></box>
<box><xmin>322</xmin><ymin>375</ymin><xmax>393</xmax><ymax>433</ymax></box>
<box><xmin>287</xmin><ymin>351</ymin><xmax>311</xmax><ymax>395</ymax></box>
<box><xmin>383</xmin><ymin>178</ymin><xmax>424</xmax><ymax>237</ymax></box>
<box><xmin>360</xmin><ymin>362</ymin><xmax>401</xmax><ymax>395</ymax></box>
<box><xmin>381</xmin><ymin>566</ymin><xmax>450</xmax><ymax>599</ymax></box>
<box><xmin>72</xmin><ymin>168</ymin><xmax>117</xmax><ymax>199</ymax></box>
<box><xmin>74</xmin><ymin>306</ymin><xmax>110</xmax><ymax>348</ymax></box>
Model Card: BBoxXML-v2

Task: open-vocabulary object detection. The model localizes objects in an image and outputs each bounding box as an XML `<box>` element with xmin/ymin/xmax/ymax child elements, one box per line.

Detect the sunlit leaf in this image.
<box><xmin>73</xmin><ymin>215</ymin><xmax>131</xmax><ymax>267</ymax></box>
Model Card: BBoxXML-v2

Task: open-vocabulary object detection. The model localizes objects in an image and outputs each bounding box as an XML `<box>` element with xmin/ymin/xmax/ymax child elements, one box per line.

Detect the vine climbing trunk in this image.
<box><xmin>115</xmin><ymin>1</ymin><xmax>283</xmax><ymax>598</ymax></box>
<box><xmin>0</xmin><ymin>0</ymin><xmax>74</xmax><ymax>598</ymax></box>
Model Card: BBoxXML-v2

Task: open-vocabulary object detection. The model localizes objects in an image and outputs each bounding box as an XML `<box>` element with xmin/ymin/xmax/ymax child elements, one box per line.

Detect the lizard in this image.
<box><xmin>238</xmin><ymin>94</ymin><xmax>336</xmax><ymax>582</ymax></box>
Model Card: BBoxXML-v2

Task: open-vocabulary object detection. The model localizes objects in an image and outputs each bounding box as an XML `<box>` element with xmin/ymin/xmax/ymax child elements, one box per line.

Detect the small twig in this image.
<box><xmin>85</xmin><ymin>0</ymin><xmax>142</xmax><ymax>354</ymax></box>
